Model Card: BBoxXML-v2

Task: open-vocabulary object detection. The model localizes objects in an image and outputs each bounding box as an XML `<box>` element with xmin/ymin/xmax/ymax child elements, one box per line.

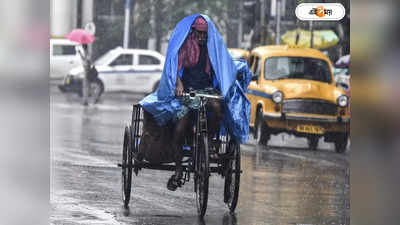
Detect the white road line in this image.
<box><xmin>51</xmin><ymin>195</ymin><xmax>129</xmax><ymax>225</ymax></box>
<box><xmin>52</xmin><ymin>147</ymin><xmax>117</xmax><ymax>168</ymax></box>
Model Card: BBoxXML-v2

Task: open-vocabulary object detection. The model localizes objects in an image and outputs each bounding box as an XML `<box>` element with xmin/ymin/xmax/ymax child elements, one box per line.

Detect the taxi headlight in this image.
<box><xmin>337</xmin><ymin>95</ymin><xmax>348</xmax><ymax>107</ymax></box>
<box><xmin>272</xmin><ymin>91</ymin><xmax>283</xmax><ymax>103</ymax></box>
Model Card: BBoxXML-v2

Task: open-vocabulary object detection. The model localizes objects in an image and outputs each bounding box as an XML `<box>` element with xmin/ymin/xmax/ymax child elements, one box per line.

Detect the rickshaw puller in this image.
<box><xmin>167</xmin><ymin>17</ymin><xmax>223</xmax><ymax>191</ymax></box>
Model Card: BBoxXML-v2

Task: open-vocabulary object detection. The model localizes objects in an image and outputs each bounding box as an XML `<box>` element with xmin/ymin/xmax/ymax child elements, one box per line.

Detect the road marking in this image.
<box><xmin>52</xmin><ymin>147</ymin><xmax>117</xmax><ymax>168</ymax></box>
<box><xmin>51</xmin><ymin>194</ymin><xmax>128</xmax><ymax>225</ymax></box>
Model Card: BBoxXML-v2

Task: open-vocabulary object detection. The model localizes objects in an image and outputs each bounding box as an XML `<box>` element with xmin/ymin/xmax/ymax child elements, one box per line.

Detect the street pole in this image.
<box><xmin>82</xmin><ymin>0</ymin><xmax>93</xmax><ymax>59</ymax></box>
<box><xmin>310</xmin><ymin>20</ymin><xmax>314</xmax><ymax>48</ymax></box>
<box><xmin>238</xmin><ymin>0</ymin><xmax>243</xmax><ymax>48</ymax></box>
<box><xmin>123</xmin><ymin>0</ymin><xmax>132</xmax><ymax>49</ymax></box>
<box><xmin>276</xmin><ymin>0</ymin><xmax>281</xmax><ymax>45</ymax></box>
<box><xmin>260</xmin><ymin>0</ymin><xmax>265</xmax><ymax>45</ymax></box>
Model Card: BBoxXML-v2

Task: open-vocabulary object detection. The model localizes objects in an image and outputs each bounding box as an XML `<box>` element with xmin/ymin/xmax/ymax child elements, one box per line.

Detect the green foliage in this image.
<box><xmin>134</xmin><ymin>1</ymin><xmax>152</xmax><ymax>39</ymax></box>
<box><xmin>131</xmin><ymin>0</ymin><xmax>234</xmax><ymax>43</ymax></box>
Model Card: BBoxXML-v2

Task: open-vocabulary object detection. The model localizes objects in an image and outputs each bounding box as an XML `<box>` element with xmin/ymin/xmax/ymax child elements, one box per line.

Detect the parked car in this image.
<box><xmin>58</xmin><ymin>47</ymin><xmax>165</xmax><ymax>96</ymax></box>
<box><xmin>334</xmin><ymin>54</ymin><xmax>350</xmax><ymax>92</ymax></box>
<box><xmin>247</xmin><ymin>45</ymin><xmax>350</xmax><ymax>153</ymax></box>
<box><xmin>334</xmin><ymin>67</ymin><xmax>350</xmax><ymax>91</ymax></box>
<box><xmin>50</xmin><ymin>39</ymin><xmax>81</xmax><ymax>79</ymax></box>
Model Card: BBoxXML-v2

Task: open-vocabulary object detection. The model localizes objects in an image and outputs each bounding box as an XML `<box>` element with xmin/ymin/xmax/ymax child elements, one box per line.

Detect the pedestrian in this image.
<box><xmin>76</xmin><ymin>44</ymin><xmax>90</xmax><ymax>106</ymax></box>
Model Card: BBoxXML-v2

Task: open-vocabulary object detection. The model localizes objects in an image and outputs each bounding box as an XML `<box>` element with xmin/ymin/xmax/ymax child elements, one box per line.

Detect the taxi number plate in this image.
<box><xmin>296</xmin><ymin>125</ymin><xmax>324</xmax><ymax>134</ymax></box>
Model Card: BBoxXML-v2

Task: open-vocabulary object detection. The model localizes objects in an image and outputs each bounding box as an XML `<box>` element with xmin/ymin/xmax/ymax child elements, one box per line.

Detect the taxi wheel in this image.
<box><xmin>334</xmin><ymin>134</ymin><xmax>348</xmax><ymax>153</ymax></box>
<box><xmin>89</xmin><ymin>79</ymin><xmax>104</xmax><ymax>96</ymax></box>
<box><xmin>255</xmin><ymin>110</ymin><xmax>270</xmax><ymax>145</ymax></box>
<box><xmin>307</xmin><ymin>136</ymin><xmax>319</xmax><ymax>151</ymax></box>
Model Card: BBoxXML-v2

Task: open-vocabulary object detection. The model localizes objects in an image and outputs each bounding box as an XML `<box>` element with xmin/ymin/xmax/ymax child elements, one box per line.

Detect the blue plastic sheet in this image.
<box><xmin>139</xmin><ymin>14</ymin><xmax>252</xmax><ymax>143</ymax></box>
<box><xmin>222</xmin><ymin>59</ymin><xmax>252</xmax><ymax>143</ymax></box>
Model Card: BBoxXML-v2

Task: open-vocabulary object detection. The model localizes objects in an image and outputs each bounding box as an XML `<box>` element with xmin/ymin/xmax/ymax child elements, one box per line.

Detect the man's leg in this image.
<box><xmin>207</xmin><ymin>99</ymin><xmax>223</xmax><ymax>151</ymax></box>
<box><xmin>168</xmin><ymin>113</ymin><xmax>191</xmax><ymax>191</ymax></box>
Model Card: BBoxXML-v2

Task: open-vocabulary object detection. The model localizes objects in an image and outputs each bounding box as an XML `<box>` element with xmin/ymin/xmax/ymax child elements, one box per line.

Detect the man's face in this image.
<box><xmin>194</xmin><ymin>29</ymin><xmax>207</xmax><ymax>46</ymax></box>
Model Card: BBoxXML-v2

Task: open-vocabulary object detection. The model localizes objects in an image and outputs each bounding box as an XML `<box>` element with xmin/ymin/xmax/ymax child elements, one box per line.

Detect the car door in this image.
<box><xmin>247</xmin><ymin>55</ymin><xmax>263</xmax><ymax>126</ymax></box>
<box><xmin>102</xmin><ymin>53</ymin><xmax>134</xmax><ymax>91</ymax></box>
<box><xmin>124</xmin><ymin>53</ymin><xmax>163</xmax><ymax>93</ymax></box>
<box><xmin>50</xmin><ymin>42</ymin><xmax>80</xmax><ymax>78</ymax></box>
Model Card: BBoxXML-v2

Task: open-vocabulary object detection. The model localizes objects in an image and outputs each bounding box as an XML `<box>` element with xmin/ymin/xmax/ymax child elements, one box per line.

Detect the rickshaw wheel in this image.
<box><xmin>122</xmin><ymin>125</ymin><xmax>133</xmax><ymax>208</ymax></box>
<box><xmin>195</xmin><ymin>134</ymin><xmax>209</xmax><ymax>218</ymax></box>
<box><xmin>224</xmin><ymin>140</ymin><xmax>241</xmax><ymax>212</ymax></box>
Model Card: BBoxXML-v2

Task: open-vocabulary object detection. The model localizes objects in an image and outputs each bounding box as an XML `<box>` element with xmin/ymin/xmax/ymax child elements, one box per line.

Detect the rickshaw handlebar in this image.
<box><xmin>182</xmin><ymin>91</ymin><xmax>222</xmax><ymax>100</ymax></box>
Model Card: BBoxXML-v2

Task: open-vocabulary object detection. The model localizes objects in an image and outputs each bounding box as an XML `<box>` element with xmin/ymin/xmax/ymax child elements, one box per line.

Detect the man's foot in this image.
<box><xmin>167</xmin><ymin>175</ymin><xmax>182</xmax><ymax>191</ymax></box>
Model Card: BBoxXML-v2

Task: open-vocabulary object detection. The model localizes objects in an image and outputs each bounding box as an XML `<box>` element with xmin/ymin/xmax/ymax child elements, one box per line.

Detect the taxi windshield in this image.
<box><xmin>264</xmin><ymin>57</ymin><xmax>332</xmax><ymax>83</ymax></box>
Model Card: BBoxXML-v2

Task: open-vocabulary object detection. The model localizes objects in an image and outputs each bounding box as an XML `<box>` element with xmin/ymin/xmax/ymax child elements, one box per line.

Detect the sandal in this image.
<box><xmin>167</xmin><ymin>175</ymin><xmax>182</xmax><ymax>191</ymax></box>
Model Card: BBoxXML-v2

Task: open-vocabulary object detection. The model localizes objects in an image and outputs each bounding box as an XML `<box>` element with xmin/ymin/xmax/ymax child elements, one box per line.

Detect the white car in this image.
<box><xmin>59</xmin><ymin>47</ymin><xmax>165</xmax><ymax>95</ymax></box>
<box><xmin>334</xmin><ymin>68</ymin><xmax>350</xmax><ymax>91</ymax></box>
<box><xmin>50</xmin><ymin>39</ymin><xmax>81</xmax><ymax>79</ymax></box>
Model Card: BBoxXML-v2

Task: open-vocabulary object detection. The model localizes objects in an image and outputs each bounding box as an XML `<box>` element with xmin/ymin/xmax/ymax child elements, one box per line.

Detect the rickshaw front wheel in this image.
<box><xmin>122</xmin><ymin>125</ymin><xmax>133</xmax><ymax>208</ymax></box>
<box><xmin>195</xmin><ymin>134</ymin><xmax>209</xmax><ymax>218</ymax></box>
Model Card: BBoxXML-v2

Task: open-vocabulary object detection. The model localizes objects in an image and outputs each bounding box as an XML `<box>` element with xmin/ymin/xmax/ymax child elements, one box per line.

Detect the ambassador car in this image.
<box><xmin>247</xmin><ymin>45</ymin><xmax>350</xmax><ymax>153</ymax></box>
<box><xmin>58</xmin><ymin>47</ymin><xmax>165</xmax><ymax>96</ymax></box>
<box><xmin>50</xmin><ymin>39</ymin><xmax>81</xmax><ymax>79</ymax></box>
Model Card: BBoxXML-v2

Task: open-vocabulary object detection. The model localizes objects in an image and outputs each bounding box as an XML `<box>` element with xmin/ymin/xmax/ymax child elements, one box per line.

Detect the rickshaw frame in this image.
<box><xmin>119</xmin><ymin>92</ymin><xmax>242</xmax><ymax>218</ymax></box>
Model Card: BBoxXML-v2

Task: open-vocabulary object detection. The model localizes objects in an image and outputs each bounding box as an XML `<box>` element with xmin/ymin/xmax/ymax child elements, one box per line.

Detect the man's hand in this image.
<box><xmin>175</xmin><ymin>83</ymin><xmax>184</xmax><ymax>96</ymax></box>
<box><xmin>175</xmin><ymin>75</ymin><xmax>184</xmax><ymax>96</ymax></box>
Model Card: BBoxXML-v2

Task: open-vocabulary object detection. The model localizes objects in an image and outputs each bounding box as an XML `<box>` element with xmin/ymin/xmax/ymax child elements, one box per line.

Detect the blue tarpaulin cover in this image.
<box><xmin>139</xmin><ymin>14</ymin><xmax>252</xmax><ymax>143</ymax></box>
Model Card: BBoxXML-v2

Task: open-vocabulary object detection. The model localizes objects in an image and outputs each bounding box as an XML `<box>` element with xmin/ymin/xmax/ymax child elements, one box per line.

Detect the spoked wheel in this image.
<box><xmin>224</xmin><ymin>139</ymin><xmax>241</xmax><ymax>212</ymax></box>
<box><xmin>121</xmin><ymin>125</ymin><xmax>133</xmax><ymax>208</ymax></box>
<box><xmin>195</xmin><ymin>134</ymin><xmax>209</xmax><ymax>218</ymax></box>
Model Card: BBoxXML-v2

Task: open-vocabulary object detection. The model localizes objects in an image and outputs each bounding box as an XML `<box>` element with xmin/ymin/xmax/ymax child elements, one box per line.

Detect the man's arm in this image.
<box><xmin>175</xmin><ymin>73</ymin><xmax>184</xmax><ymax>96</ymax></box>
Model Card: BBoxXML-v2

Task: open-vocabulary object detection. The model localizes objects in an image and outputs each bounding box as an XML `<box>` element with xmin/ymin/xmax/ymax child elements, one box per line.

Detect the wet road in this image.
<box><xmin>50</xmin><ymin>82</ymin><xmax>350</xmax><ymax>225</ymax></box>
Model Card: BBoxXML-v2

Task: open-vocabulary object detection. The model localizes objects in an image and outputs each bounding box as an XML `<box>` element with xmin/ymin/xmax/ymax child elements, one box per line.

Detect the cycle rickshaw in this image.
<box><xmin>119</xmin><ymin>92</ymin><xmax>242</xmax><ymax>217</ymax></box>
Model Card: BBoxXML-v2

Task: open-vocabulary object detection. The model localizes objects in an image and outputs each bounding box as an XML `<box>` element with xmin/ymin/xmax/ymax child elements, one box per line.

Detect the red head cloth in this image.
<box><xmin>192</xmin><ymin>17</ymin><xmax>207</xmax><ymax>31</ymax></box>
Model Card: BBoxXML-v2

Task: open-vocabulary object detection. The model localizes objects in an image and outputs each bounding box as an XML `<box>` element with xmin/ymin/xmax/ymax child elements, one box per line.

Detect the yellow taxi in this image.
<box><xmin>228</xmin><ymin>48</ymin><xmax>250</xmax><ymax>63</ymax></box>
<box><xmin>247</xmin><ymin>45</ymin><xmax>350</xmax><ymax>153</ymax></box>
